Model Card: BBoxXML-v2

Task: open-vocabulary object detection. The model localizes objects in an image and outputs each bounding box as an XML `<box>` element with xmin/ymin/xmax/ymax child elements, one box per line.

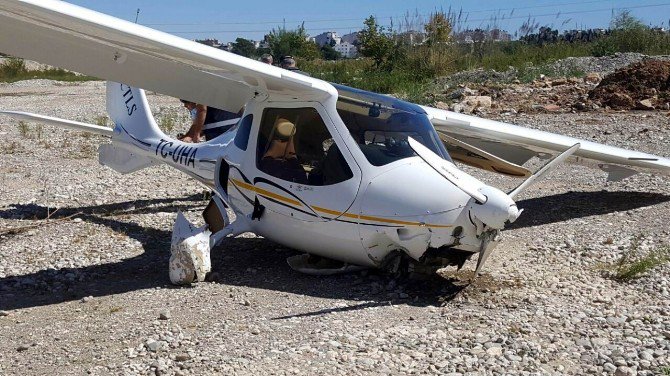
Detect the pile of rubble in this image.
<box><xmin>589</xmin><ymin>60</ymin><xmax>670</xmax><ymax>110</ymax></box>
<box><xmin>433</xmin><ymin>58</ymin><xmax>670</xmax><ymax>115</ymax></box>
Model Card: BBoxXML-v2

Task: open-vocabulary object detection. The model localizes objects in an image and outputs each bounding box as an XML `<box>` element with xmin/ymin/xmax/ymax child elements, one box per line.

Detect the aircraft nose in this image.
<box><xmin>469</xmin><ymin>185</ymin><xmax>522</xmax><ymax>230</ymax></box>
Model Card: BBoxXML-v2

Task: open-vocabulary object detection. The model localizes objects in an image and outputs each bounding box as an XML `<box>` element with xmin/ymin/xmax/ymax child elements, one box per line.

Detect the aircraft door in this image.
<box><xmin>232</xmin><ymin>103</ymin><xmax>362</xmax><ymax>222</ymax></box>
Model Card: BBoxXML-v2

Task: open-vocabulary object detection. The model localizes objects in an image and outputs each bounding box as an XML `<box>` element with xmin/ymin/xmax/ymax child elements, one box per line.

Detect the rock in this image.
<box><xmin>0</xmin><ymin>310</ymin><xmax>10</xmax><ymax>317</ymax></box>
<box><xmin>81</xmin><ymin>296</ymin><xmax>93</xmax><ymax>303</ymax></box>
<box><xmin>435</xmin><ymin>101</ymin><xmax>450</xmax><ymax>110</ymax></box>
<box><xmin>614</xmin><ymin>366</ymin><xmax>635</xmax><ymax>376</ymax></box>
<box><xmin>452</xmin><ymin>103</ymin><xmax>468</xmax><ymax>113</ymax></box>
<box><xmin>449</xmin><ymin>87</ymin><xmax>476</xmax><ymax>100</ymax></box>
<box><xmin>604</xmin><ymin>363</ymin><xmax>617</xmax><ymax>372</ymax></box>
<box><xmin>159</xmin><ymin>310</ymin><xmax>171</xmax><ymax>320</ymax></box>
<box><xmin>146</xmin><ymin>339</ymin><xmax>161</xmax><ymax>352</ymax></box>
<box><xmin>175</xmin><ymin>354</ymin><xmax>191</xmax><ymax>362</ymax></box>
<box><xmin>542</xmin><ymin>104</ymin><xmax>561</xmax><ymax>112</ymax></box>
<box><xmin>585</xmin><ymin>72</ymin><xmax>601</xmax><ymax>84</ymax></box>
<box><xmin>16</xmin><ymin>345</ymin><xmax>30</xmax><ymax>352</ymax></box>
<box><xmin>551</xmin><ymin>78</ymin><xmax>568</xmax><ymax>86</ymax></box>
<box><xmin>636</xmin><ymin>99</ymin><xmax>655</xmax><ymax>110</ymax></box>
<box><xmin>463</xmin><ymin>96</ymin><xmax>492</xmax><ymax>109</ymax></box>
<box><xmin>486</xmin><ymin>347</ymin><xmax>503</xmax><ymax>357</ymax></box>
<box><xmin>608</xmin><ymin>93</ymin><xmax>635</xmax><ymax>109</ymax></box>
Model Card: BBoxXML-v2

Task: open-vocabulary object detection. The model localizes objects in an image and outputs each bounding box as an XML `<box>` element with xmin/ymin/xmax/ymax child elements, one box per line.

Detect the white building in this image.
<box><xmin>314</xmin><ymin>31</ymin><xmax>341</xmax><ymax>47</ymax></box>
<box><xmin>334</xmin><ymin>41</ymin><xmax>358</xmax><ymax>58</ymax></box>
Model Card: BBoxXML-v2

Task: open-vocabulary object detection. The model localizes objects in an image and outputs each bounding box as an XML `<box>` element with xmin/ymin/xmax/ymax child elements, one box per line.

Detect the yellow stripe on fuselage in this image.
<box><xmin>230</xmin><ymin>178</ymin><xmax>302</xmax><ymax>207</ymax></box>
<box><xmin>229</xmin><ymin>178</ymin><xmax>452</xmax><ymax>229</ymax></box>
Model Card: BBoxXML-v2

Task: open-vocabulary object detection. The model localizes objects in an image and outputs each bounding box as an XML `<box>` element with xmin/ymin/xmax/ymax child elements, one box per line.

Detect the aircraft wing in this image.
<box><xmin>422</xmin><ymin>105</ymin><xmax>670</xmax><ymax>181</ymax></box>
<box><xmin>0</xmin><ymin>0</ymin><xmax>336</xmax><ymax>113</ymax></box>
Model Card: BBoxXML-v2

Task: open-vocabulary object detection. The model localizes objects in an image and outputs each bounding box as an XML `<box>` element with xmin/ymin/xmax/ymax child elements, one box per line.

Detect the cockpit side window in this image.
<box><xmin>233</xmin><ymin>114</ymin><xmax>253</xmax><ymax>151</ymax></box>
<box><xmin>256</xmin><ymin>107</ymin><xmax>353</xmax><ymax>186</ymax></box>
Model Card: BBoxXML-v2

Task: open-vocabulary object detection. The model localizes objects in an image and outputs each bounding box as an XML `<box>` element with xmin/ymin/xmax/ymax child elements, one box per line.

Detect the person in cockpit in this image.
<box><xmin>259</xmin><ymin>118</ymin><xmax>308</xmax><ymax>183</ymax></box>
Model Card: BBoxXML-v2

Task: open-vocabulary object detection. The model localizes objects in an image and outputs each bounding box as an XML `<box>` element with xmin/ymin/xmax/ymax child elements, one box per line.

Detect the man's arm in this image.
<box><xmin>181</xmin><ymin>104</ymin><xmax>207</xmax><ymax>143</ymax></box>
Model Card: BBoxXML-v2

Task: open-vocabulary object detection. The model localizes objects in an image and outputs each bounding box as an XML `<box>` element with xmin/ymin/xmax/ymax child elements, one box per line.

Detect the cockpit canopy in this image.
<box><xmin>333</xmin><ymin>84</ymin><xmax>451</xmax><ymax>166</ymax></box>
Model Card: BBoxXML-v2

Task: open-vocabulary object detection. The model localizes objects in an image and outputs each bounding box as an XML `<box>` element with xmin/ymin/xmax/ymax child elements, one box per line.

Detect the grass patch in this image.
<box><xmin>93</xmin><ymin>115</ymin><xmax>110</xmax><ymax>128</ymax></box>
<box><xmin>610</xmin><ymin>238</ymin><xmax>670</xmax><ymax>281</ymax></box>
<box><xmin>6</xmin><ymin>141</ymin><xmax>21</xmax><ymax>154</ymax></box>
<box><xmin>0</xmin><ymin>57</ymin><xmax>97</xmax><ymax>83</ymax></box>
<box><xmin>17</xmin><ymin>121</ymin><xmax>29</xmax><ymax>137</ymax></box>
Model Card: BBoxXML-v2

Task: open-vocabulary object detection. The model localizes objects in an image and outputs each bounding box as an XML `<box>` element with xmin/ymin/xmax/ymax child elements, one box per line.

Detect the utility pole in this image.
<box><xmin>135</xmin><ymin>8</ymin><xmax>140</xmax><ymax>24</ymax></box>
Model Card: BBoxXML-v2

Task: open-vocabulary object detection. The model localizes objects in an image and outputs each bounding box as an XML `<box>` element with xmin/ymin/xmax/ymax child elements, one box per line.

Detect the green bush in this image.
<box><xmin>0</xmin><ymin>57</ymin><xmax>27</xmax><ymax>78</ymax></box>
<box><xmin>0</xmin><ymin>57</ymin><xmax>97</xmax><ymax>82</ymax></box>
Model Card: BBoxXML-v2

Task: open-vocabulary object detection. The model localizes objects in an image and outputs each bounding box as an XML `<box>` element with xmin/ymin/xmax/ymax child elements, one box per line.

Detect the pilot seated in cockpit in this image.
<box><xmin>259</xmin><ymin>118</ymin><xmax>308</xmax><ymax>184</ymax></box>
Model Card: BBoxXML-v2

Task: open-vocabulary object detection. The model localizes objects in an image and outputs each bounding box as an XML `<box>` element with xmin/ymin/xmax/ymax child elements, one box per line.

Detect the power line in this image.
<box><xmin>143</xmin><ymin>0</ymin><xmax>615</xmax><ymax>26</ymax></box>
<box><xmin>163</xmin><ymin>2</ymin><xmax>670</xmax><ymax>35</ymax></box>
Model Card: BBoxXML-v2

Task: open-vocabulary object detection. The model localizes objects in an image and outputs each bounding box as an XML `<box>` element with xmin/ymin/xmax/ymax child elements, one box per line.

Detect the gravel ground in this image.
<box><xmin>0</xmin><ymin>80</ymin><xmax>669</xmax><ymax>376</ymax></box>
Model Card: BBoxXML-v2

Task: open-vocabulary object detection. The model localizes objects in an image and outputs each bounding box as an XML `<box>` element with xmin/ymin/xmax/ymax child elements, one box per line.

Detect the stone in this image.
<box><xmin>81</xmin><ymin>296</ymin><xmax>93</xmax><ymax>303</ymax></box>
<box><xmin>585</xmin><ymin>72</ymin><xmax>601</xmax><ymax>84</ymax></box>
<box><xmin>603</xmin><ymin>363</ymin><xmax>617</xmax><ymax>372</ymax></box>
<box><xmin>614</xmin><ymin>366</ymin><xmax>635</xmax><ymax>376</ymax></box>
<box><xmin>609</xmin><ymin>93</ymin><xmax>635</xmax><ymax>109</ymax></box>
<box><xmin>146</xmin><ymin>339</ymin><xmax>161</xmax><ymax>352</ymax></box>
<box><xmin>449</xmin><ymin>87</ymin><xmax>476</xmax><ymax>100</ymax></box>
<box><xmin>435</xmin><ymin>101</ymin><xmax>450</xmax><ymax>110</ymax></box>
<box><xmin>463</xmin><ymin>96</ymin><xmax>492</xmax><ymax>109</ymax></box>
<box><xmin>175</xmin><ymin>354</ymin><xmax>191</xmax><ymax>362</ymax></box>
<box><xmin>550</xmin><ymin>78</ymin><xmax>568</xmax><ymax>86</ymax></box>
<box><xmin>486</xmin><ymin>347</ymin><xmax>503</xmax><ymax>357</ymax></box>
<box><xmin>636</xmin><ymin>99</ymin><xmax>654</xmax><ymax>110</ymax></box>
<box><xmin>0</xmin><ymin>310</ymin><xmax>10</xmax><ymax>317</ymax></box>
<box><xmin>159</xmin><ymin>310</ymin><xmax>171</xmax><ymax>320</ymax></box>
<box><xmin>16</xmin><ymin>345</ymin><xmax>30</xmax><ymax>352</ymax></box>
<box><xmin>542</xmin><ymin>104</ymin><xmax>561</xmax><ymax>112</ymax></box>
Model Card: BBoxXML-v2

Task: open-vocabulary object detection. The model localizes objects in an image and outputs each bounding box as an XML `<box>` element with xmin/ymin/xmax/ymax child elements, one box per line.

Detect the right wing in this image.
<box><xmin>0</xmin><ymin>0</ymin><xmax>336</xmax><ymax>113</ymax></box>
<box><xmin>422</xmin><ymin>105</ymin><xmax>670</xmax><ymax>181</ymax></box>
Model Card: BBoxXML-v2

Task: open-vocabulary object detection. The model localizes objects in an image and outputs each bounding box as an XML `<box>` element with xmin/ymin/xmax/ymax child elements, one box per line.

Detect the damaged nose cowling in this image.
<box><xmin>469</xmin><ymin>186</ymin><xmax>522</xmax><ymax>230</ymax></box>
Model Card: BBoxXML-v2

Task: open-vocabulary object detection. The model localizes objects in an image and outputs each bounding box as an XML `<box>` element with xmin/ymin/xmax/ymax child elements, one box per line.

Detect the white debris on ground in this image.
<box><xmin>0</xmin><ymin>76</ymin><xmax>669</xmax><ymax>376</ymax></box>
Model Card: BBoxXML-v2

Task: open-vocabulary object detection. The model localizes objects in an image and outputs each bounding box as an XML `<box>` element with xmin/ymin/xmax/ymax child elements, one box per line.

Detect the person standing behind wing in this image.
<box><xmin>179</xmin><ymin>99</ymin><xmax>241</xmax><ymax>142</ymax></box>
<box><xmin>260</xmin><ymin>54</ymin><xmax>273</xmax><ymax>65</ymax></box>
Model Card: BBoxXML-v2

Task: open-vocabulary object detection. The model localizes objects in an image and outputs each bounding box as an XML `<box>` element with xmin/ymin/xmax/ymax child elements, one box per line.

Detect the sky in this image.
<box><xmin>66</xmin><ymin>0</ymin><xmax>670</xmax><ymax>42</ymax></box>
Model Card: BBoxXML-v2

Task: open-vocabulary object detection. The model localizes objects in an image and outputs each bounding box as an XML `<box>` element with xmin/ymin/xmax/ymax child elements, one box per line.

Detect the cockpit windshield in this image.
<box><xmin>333</xmin><ymin>84</ymin><xmax>451</xmax><ymax>166</ymax></box>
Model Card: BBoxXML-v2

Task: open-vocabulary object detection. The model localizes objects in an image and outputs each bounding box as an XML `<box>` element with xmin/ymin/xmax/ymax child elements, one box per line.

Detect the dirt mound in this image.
<box><xmin>589</xmin><ymin>60</ymin><xmax>670</xmax><ymax>110</ymax></box>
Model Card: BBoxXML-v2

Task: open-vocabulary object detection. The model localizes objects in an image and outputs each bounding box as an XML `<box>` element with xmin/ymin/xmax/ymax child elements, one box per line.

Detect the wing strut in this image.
<box><xmin>509</xmin><ymin>143</ymin><xmax>581</xmax><ymax>199</ymax></box>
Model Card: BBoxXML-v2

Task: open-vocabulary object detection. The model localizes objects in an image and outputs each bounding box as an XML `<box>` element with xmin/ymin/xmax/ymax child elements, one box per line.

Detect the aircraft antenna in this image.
<box><xmin>135</xmin><ymin>8</ymin><xmax>141</xmax><ymax>24</ymax></box>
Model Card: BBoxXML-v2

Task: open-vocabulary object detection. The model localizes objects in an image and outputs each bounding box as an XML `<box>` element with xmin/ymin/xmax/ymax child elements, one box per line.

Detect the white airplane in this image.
<box><xmin>1</xmin><ymin>0</ymin><xmax>669</xmax><ymax>284</ymax></box>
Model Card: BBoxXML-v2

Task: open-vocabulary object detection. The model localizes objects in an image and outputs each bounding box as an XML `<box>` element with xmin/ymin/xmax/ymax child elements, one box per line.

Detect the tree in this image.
<box><xmin>266</xmin><ymin>24</ymin><xmax>320</xmax><ymax>60</ymax></box>
<box><xmin>358</xmin><ymin>16</ymin><xmax>395</xmax><ymax>68</ymax></box>
<box><xmin>424</xmin><ymin>11</ymin><xmax>452</xmax><ymax>46</ymax></box>
<box><xmin>231</xmin><ymin>38</ymin><xmax>257</xmax><ymax>58</ymax></box>
<box><xmin>610</xmin><ymin>10</ymin><xmax>646</xmax><ymax>30</ymax></box>
<box><xmin>320</xmin><ymin>44</ymin><xmax>341</xmax><ymax>60</ymax></box>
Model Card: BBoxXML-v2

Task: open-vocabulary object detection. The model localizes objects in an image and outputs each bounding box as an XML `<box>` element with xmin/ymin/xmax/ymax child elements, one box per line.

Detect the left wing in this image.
<box><xmin>0</xmin><ymin>0</ymin><xmax>336</xmax><ymax>113</ymax></box>
<box><xmin>422</xmin><ymin>105</ymin><xmax>670</xmax><ymax>181</ymax></box>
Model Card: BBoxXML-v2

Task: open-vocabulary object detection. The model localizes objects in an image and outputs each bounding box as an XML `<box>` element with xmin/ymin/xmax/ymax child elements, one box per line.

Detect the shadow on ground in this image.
<box><xmin>512</xmin><ymin>190</ymin><xmax>670</xmax><ymax>229</ymax></box>
<box><xmin>0</xmin><ymin>190</ymin><xmax>667</xmax><ymax>313</ymax></box>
